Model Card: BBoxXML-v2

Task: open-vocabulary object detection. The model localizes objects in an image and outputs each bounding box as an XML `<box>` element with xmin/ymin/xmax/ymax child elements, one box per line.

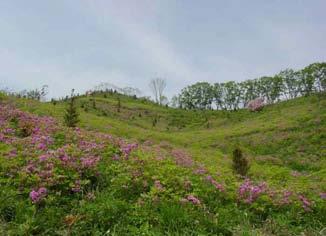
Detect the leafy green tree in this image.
<box><xmin>278</xmin><ymin>69</ymin><xmax>299</xmax><ymax>99</ymax></box>
<box><xmin>223</xmin><ymin>81</ymin><xmax>241</xmax><ymax>110</ymax></box>
<box><xmin>212</xmin><ymin>83</ymin><xmax>225</xmax><ymax>110</ymax></box>
<box><xmin>239</xmin><ymin>80</ymin><xmax>258</xmax><ymax>107</ymax></box>
<box><xmin>306</xmin><ymin>62</ymin><xmax>326</xmax><ymax>92</ymax></box>
<box><xmin>179</xmin><ymin>82</ymin><xmax>214</xmax><ymax>109</ymax></box>
<box><xmin>299</xmin><ymin>66</ymin><xmax>316</xmax><ymax>96</ymax></box>
<box><xmin>270</xmin><ymin>75</ymin><xmax>284</xmax><ymax>103</ymax></box>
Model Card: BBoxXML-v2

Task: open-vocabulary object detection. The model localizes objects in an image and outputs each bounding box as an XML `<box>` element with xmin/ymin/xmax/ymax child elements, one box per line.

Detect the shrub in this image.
<box><xmin>152</xmin><ymin>117</ymin><xmax>158</xmax><ymax>127</ymax></box>
<box><xmin>232</xmin><ymin>148</ymin><xmax>249</xmax><ymax>177</ymax></box>
<box><xmin>246</xmin><ymin>98</ymin><xmax>265</xmax><ymax>111</ymax></box>
<box><xmin>117</xmin><ymin>97</ymin><xmax>121</xmax><ymax>113</ymax></box>
<box><xmin>64</xmin><ymin>90</ymin><xmax>79</xmax><ymax>127</ymax></box>
<box><xmin>51</xmin><ymin>98</ymin><xmax>57</xmax><ymax>106</ymax></box>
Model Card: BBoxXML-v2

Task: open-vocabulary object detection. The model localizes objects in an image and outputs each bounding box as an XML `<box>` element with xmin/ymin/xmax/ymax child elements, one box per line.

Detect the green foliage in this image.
<box><xmin>179</xmin><ymin>82</ymin><xmax>214</xmax><ymax>109</ymax></box>
<box><xmin>177</xmin><ymin>62</ymin><xmax>326</xmax><ymax>110</ymax></box>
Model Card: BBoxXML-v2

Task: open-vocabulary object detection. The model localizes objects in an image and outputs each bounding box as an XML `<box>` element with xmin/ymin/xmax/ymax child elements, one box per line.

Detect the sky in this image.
<box><xmin>0</xmin><ymin>0</ymin><xmax>325</xmax><ymax>99</ymax></box>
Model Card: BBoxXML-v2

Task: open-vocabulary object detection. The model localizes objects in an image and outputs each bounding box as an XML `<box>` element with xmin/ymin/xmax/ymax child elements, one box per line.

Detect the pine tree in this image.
<box><xmin>117</xmin><ymin>97</ymin><xmax>121</xmax><ymax>113</ymax></box>
<box><xmin>232</xmin><ymin>147</ymin><xmax>249</xmax><ymax>177</ymax></box>
<box><xmin>64</xmin><ymin>89</ymin><xmax>79</xmax><ymax>127</ymax></box>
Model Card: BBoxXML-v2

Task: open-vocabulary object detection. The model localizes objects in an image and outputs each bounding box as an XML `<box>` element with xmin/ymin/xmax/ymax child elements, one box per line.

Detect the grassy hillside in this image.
<box><xmin>1</xmin><ymin>92</ymin><xmax>325</xmax><ymax>235</ymax></box>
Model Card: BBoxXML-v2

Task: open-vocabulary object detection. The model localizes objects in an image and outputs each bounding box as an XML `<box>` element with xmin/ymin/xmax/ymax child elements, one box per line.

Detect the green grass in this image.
<box><xmin>13</xmin><ymin>93</ymin><xmax>326</xmax><ymax>191</ymax></box>
<box><xmin>1</xmin><ymin>92</ymin><xmax>325</xmax><ymax>235</ymax></box>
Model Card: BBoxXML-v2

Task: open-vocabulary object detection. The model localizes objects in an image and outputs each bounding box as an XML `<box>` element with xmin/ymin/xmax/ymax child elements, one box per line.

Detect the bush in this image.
<box><xmin>64</xmin><ymin>90</ymin><xmax>79</xmax><ymax>127</ymax></box>
<box><xmin>232</xmin><ymin>148</ymin><xmax>249</xmax><ymax>177</ymax></box>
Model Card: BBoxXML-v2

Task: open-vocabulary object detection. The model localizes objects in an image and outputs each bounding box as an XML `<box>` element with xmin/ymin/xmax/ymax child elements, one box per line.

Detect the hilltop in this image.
<box><xmin>0</xmin><ymin>92</ymin><xmax>325</xmax><ymax>235</ymax></box>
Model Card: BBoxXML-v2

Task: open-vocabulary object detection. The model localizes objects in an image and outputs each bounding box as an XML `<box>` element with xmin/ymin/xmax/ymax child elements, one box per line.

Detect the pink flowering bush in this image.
<box><xmin>246</xmin><ymin>98</ymin><xmax>265</xmax><ymax>111</ymax></box>
<box><xmin>238</xmin><ymin>179</ymin><xmax>267</xmax><ymax>204</ymax></box>
<box><xmin>0</xmin><ymin>104</ymin><xmax>141</xmax><ymax>206</ymax></box>
<box><xmin>29</xmin><ymin>187</ymin><xmax>47</xmax><ymax>204</ymax></box>
<box><xmin>171</xmin><ymin>149</ymin><xmax>194</xmax><ymax>167</ymax></box>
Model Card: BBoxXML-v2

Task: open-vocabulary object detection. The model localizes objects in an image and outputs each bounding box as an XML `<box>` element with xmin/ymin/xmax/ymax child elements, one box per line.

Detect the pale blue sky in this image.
<box><xmin>0</xmin><ymin>0</ymin><xmax>325</xmax><ymax>99</ymax></box>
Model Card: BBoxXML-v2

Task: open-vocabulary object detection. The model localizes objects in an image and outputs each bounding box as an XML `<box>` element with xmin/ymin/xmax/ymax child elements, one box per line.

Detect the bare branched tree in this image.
<box><xmin>149</xmin><ymin>78</ymin><xmax>167</xmax><ymax>105</ymax></box>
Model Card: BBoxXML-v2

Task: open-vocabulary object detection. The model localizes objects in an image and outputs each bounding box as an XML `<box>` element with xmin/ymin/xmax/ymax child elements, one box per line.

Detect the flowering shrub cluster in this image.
<box><xmin>29</xmin><ymin>187</ymin><xmax>47</xmax><ymax>203</ymax></box>
<box><xmin>0</xmin><ymin>104</ymin><xmax>139</xmax><ymax>206</ymax></box>
<box><xmin>238</xmin><ymin>179</ymin><xmax>267</xmax><ymax>204</ymax></box>
<box><xmin>246</xmin><ymin>97</ymin><xmax>265</xmax><ymax>111</ymax></box>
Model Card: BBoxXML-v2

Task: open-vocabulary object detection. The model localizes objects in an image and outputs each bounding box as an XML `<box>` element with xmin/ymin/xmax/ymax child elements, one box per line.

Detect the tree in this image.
<box><xmin>117</xmin><ymin>97</ymin><xmax>121</xmax><ymax>113</ymax></box>
<box><xmin>170</xmin><ymin>95</ymin><xmax>182</xmax><ymax>108</ymax></box>
<box><xmin>223</xmin><ymin>81</ymin><xmax>241</xmax><ymax>110</ymax></box>
<box><xmin>178</xmin><ymin>82</ymin><xmax>214</xmax><ymax>110</ymax></box>
<box><xmin>299</xmin><ymin>66</ymin><xmax>316</xmax><ymax>96</ymax></box>
<box><xmin>278</xmin><ymin>69</ymin><xmax>299</xmax><ymax>99</ymax></box>
<box><xmin>304</xmin><ymin>63</ymin><xmax>326</xmax><ymax>92</ymax></box>
<box><xmin>64</xmin><ymin>89</ymin><xmax>79</xmax><ymax>127</ymax></box>
<box><xmin>149</xmin><ymin>78</ymin><xmax>167</xmax><ymax>105</ymax></box>
<box><xmin>212</xmin><ymin>83</ymin><xmax>225</xmax><ymax>110</ymax></box>
<box><xmin>270</xmin><ymin>75</ymin><xmax>284</xmax><ymax>103</ymax></box>
<box><xmin>40</xmin><ymin>85</ymin><xmax>49</xmax><ymax>101</ymax></box>
<box><xmin>232</xmin><ymin>148</ymin><xmax>249</xmax><ymax>177</ymax></box>
<box><xmin>174</xmin><ymin>62</ymin><xmax>324</xmax><ymax>111</ymax></box>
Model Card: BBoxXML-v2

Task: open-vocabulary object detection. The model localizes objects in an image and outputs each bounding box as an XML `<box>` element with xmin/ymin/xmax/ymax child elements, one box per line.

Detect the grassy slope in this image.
<box><xmin>13</xmin><ymin>93</ymin><xmax>326</xmax><ymax>195</ymax></box>
<box><xmin>1</xmin><ymin>92</ymin><xmax>325</xmax><ymax>235</ymax></box>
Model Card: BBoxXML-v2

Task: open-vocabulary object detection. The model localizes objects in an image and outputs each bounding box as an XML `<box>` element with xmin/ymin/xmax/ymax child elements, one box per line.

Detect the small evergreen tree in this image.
<box><xmin>117</xmin><ymin>97</ymin><xmax>121</xmax><ymax>113</ymax></box>
<box><xmin>232</xmin><ymin>147</ymin><xmax>249</xmax><ymax>177</ymax></box>
<box><xmin>64</xmin><ymin>89</ymin><xmax>79</xmax><ymax>127</ymax></box>
<box><xmin>152</xmin><ymin>116</ymin><xmax>158</xmax><ymax>127</ymax></box>
<box><xmin>51</xmin><ymin>98</ymin><xmax>57</xmax><ymax>106</ymax></box>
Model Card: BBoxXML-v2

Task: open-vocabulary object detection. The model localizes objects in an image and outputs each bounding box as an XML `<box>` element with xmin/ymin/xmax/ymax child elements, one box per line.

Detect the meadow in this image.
<box><xmin>0</xmin><ymin>91</ymin><xmax>325</xmax><ymax>235</ymax></box>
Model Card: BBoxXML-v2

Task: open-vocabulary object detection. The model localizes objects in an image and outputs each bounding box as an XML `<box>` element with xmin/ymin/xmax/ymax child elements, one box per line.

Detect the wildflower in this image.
<box><xmin>320</xmin><ymin>193</ymin><xmax>326</xmax><ymax>199</ymax></box>
<box><xmin>120</xmin><ymin>142</ymin><xmax>138</xmax><ymax>158</ymax></box>
<box><xmin>171</xmin><ymin>149</ymin><xmax>193</xmax><ymax>168</ymax></box>
<box><xmin>39</xmin><ymin>154</ymin><xmax>50</xmax><ymax>161</ymax></box>
<box><xmin>206</xmin><ymin>175</ymin><xmax>224</xmax><ymax>192</ymax></box>
<box><xmin>298</xmin><ymin>195</ymin><xmax>312</xmax><ymax>212</ymax></box>
<box><xmin>187</xmin><ymin>195</ymin><xmax>201</xmax><ymax>205</ymax></box>
<box><xmin>81</xmin><ymin>156</ymin><xmax>100</xmax><ymax>168</ymax></box>
<box><xmin>29</xmin><ymin>187</ymin><xmax>47</xmax><ymax>203</ymax></box>
<box><xmin>154</xmin><ymin>180</ymin><xmax>164</xmax><ymax>191</ymax></box>
<box><xmin>7</xmin><ymin>149</ymin><xmax>17</xmax><ymax>158</ymax></box>
<box><xmin>280</xmin><ymin>190</ymin><xmax>293</xmax><ymax>205</ymax></box>
<box><xmin>238</xmin><ymin>179</ymin><xmax>267</xmax><ymax>204</ymax></box>
<box><xmin>193</xmin><ymin>165</ymin><xmax>207</xmax><ymax>175</ymax></box>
